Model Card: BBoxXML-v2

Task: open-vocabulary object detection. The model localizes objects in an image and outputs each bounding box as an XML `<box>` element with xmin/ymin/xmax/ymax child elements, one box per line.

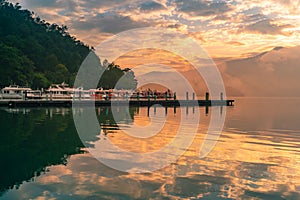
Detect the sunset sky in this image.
<box><xmin>9</xmin><ymin>0</ymin><xmax>300</xmax><ymax>59</ymax></box>
<box><xmin>8</xmin><ymin>0</ymin><xmax>300</xmax><ymax>97</ymax></box>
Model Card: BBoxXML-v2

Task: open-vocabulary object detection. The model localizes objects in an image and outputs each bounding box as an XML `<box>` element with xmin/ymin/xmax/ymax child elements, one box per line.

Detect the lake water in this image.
<box><xmin>0</xmin><ymin>98</ymin><xmax>300</xmax><ymax>199</ymax></box>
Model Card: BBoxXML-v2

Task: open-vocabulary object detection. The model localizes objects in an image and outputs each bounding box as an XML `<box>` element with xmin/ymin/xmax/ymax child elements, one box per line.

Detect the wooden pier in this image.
<box><xmin>0</xmin><ymin>99</ymin><xmax>234</xmax><ymax>108</ymax></box>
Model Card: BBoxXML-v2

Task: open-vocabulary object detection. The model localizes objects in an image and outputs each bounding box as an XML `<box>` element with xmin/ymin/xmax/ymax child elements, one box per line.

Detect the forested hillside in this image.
<box><xmin>0</xmin><ymin>0</ymin><xmax>137</xmax><ymax>89</ymax></box>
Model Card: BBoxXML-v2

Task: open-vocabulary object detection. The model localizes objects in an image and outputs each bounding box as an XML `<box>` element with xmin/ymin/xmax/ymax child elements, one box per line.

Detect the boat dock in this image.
<box><xmin>0</xmin><ymin>99</ymin><xmax>234</xmax><ymax>108</ymax></box>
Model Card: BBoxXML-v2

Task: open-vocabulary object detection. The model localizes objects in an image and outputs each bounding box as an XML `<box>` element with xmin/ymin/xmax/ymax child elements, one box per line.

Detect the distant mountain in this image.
<box><xmin>222</xmin><ymin>46</ymin><xmax>300</xmax><ymax>97</ymax></box>
<box><xmin>137</xmin><ymin>46</ymin><xmax>300</xmax><ymax>97</ymax></box>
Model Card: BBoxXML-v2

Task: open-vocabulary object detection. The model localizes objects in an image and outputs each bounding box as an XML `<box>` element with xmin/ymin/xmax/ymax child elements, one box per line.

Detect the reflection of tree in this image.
<box><xmin>80</xmin><ymin>107</ymin><xmax>137</xmax><ymax>146</ymax></box>
<box><xmin>101</xmin><ymin>107</ymin><xmax>137</xmax><ymax>136</ymax></box>
<box><xmin>0</xmin><ymin>106</ymin><xmax>137</xmax><ymax>196</ymax></box>
<box><xmin>98</xmin><ymin>107</ymin><xmax>137</xmax><ymax>130</ymax></box>
<box><xmin>0</xmin><ymin>108</ymin><xmax>84</xmax><ymax>196</ymax></box>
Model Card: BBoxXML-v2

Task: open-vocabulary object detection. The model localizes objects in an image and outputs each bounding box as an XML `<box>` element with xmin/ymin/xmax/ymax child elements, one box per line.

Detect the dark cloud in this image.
<box><xmin>226</xmin><ymin>41</ymin><xmax>245</xmax><ymax>46</ymax></box>
<box><xmin>174</xmin><ymin>0</ymin><xmax>232</xmax><ymax>17</ymax></box>
<box><xmin>23</xmin><ymin>0</ymin><xmax>59</xmax><ymax>8</ymax></box>
<box><xmin>139</xmin><ymin>1</ymin><xmax>165</xmax><ymax>12</ymax></box>
<box><xmin>71</xmin><ymin>13</ymin><xmax>149</xmax><ymax>34</ymax></box>
<box><xmin>242</xmin><ymin>13</ymin><xmax>268</xmax><ymax>23</ymax></box>
<box><xmin>273</xmin><ymin>0</ymin><xmax>293</xmax><ymax>6</ymax></box>
<box><xmin>166</xmin><ymin>23</ymin><xmax>183</xmax><ymax>29</ymax></box>
<box><xmin>63</xmin><ymin>1</ymin><xmax>79</xmax><ymax>13</ymax></box>
<box><xmin>237</xmin><ymin>13</ymin><xmax>291</xmax><ymax>35</ymax></box>
<box><xmin>242</xmin><ymin>19</ymin><xmax>291</xmax><ymax>35</ymax></box>
<box><xmin>213</xmin><ymin>14</ymin><xmax>230</xmax><ymax>21</ymax></box>
<box><xmin>77</xmin><ymin>0</ymin><xmax>126</xmax><ymax>9</ymax></box>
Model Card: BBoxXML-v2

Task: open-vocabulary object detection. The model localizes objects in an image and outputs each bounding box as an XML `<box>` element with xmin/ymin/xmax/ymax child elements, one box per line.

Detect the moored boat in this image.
<box><xmin>90</xmin><ymin>88</ymin><xmax>109</xmax><ymax>100</ymax></box>
<box><xmin>0</xmin><ymin>85</ymin><xmax>31</xmax><ymax>99</ymax></box>
<box><xmin>26</xmin><ymin>90</ymin><xmax>42</xmax><ymax>99</ymax></box>
<box><xmin>44</xmin><ymin>82</ymin><xmax>73</xmax><ymax>100</ymax></box>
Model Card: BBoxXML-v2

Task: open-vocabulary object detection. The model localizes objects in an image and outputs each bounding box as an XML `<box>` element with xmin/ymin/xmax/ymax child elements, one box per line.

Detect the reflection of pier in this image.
<box><xmin>0</xmin><ymin>99</ymin><xmax>234</xmax><ymax>108</ymax></box>
<box><xmin>146</xmin><ymin>104</ymin><xmax>224</xmax><ymax>116</ymax></box>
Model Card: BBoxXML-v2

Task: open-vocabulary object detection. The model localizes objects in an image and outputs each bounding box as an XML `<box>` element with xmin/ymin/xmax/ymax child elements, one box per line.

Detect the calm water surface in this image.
<box><xmin>0</xmin><ymin>98</ymin><xmax>300</xmax><ymax>199</ymax></box>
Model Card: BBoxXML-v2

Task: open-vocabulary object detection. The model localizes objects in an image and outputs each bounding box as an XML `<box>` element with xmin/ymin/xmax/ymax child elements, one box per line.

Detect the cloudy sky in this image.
<box><xmin>9</xmin><ymin>0</ymin><xmax>300</xmax><ymax>96</ymax></box>
<box><xmin>10</xmin><ymin>0</ymin><xmax>300</xmax><ymax>59</ymax></box>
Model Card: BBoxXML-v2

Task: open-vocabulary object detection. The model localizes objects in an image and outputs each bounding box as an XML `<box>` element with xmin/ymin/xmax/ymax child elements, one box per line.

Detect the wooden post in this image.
<box><xmin>206</xmin><ymin>106</ymin><xmax>209</xmax><ymax>116</ymax></box>
<box><xmin>174</xmin><ymin>92</ymin><xmax>177</xmax><ymax>100</ymax></box>
<box><xmin>220</xmin><ymin>92</ymin><xmax>223</xmax><ymax>101</ymax></box>
<box><xmin>193</xmin><ymin>93</ymin><xmax>195</xmax><ymax>100</ymax></box>
<box><xmin>220</xmin><ymin>106</ymin><xmax>223</xmax><ymax>115</ymax></box>
<box><xmin>186</xmin><ymin>92</ymin><xmax>189</xmax><ymax>101</ymax></box>
<box><xmin>205</xmin><ymin>92</ymin><xmax>209</xmax><ymax>101</ymax></box>
<box><xmin>24</xmin><ymin>90</ymin><xmax>27</xmax><ymax>100</ymax></box>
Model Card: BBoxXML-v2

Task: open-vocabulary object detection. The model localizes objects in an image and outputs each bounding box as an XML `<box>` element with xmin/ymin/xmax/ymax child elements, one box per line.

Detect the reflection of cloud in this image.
<box><xmin>3</xmin><ymin>105</ymin><xmax>300</xmax><ymax>199</ymax></box>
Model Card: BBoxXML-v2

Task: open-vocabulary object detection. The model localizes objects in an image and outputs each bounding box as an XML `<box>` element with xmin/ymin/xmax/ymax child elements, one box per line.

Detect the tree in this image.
<box><xmin>0</xmin><ymin>1</ymin><xmax>137</xmax><ymax>89</ymax></box>
<box><xmin>32</xmin><ymin>73</ymin><xmax>50</xmax><ymax>89</ymax></box>
<box><xmin>98</xmin><ymin>62</ymin><xmax>137</xmax><ymax>89</ymax></box>
<box><xmin>0</xmin><ymin>43</ymin><xmax>34</xmax><ymax>87</ymax></box>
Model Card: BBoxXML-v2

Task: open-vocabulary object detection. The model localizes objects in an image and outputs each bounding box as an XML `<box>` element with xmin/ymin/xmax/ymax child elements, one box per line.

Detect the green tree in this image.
<box><xmin>32</xmin><ymin>73</ymin><xmax>50</xmax><ymax>89</ymax></box>
<box><xmin>0</xmin><ymin>43</ymin><xmax>34</xmax><ymax>87</ymax></box>
<box><xmin>99</xmin><ymin>62</ymin><xmax>137</xmax><ymax>90</ymax></box>
<box><xmin>0</xmin><ymin>1</ymin><xmax>137</xmax><ymax>89</ymax></box>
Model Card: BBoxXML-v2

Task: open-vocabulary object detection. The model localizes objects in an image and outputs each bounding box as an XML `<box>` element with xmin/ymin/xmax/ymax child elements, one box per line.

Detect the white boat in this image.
<box><xmin>44</xmin><ymin>82</ymin><xmax>73</xmax><ymax>100</ymax></box>
<box><xmin>111</xmin><ymin>89</ymin><xmax>134</xmax><ymax>99</ymax></box>
<box><xmin>89</xmin><ymin>88</ymin><xmax>107</xmax><ymax>100</ymax></box>
<box><xmin>89</xmin><ymin>88</ymin><xmax>121</xmax><ymax>100</ymax></box>
<box><xmin>0</xmin><ymin>85</ymin><xmax>31</xmax><ymax>99</ymax></box>
<box><xmin>72</xmin><ymin>87</ymin><xmax>91</xmax><ymax>99</ymax></box>
<box><xmin>26</xmin><ymin>90</ymin><xmax>42</xmax><ymax>99</ymax></box>
<box><xmin>44</xmin><ymin>83</ymin><xmax>92</xmax><ymax>100</ymax></box>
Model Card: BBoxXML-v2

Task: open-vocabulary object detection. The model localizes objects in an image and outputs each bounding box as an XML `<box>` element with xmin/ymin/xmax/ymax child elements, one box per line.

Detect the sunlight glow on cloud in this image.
<box><xmin>10</xmin><ymin>0</ymin><xmax>300</xmax><ymax>58</ymax></box>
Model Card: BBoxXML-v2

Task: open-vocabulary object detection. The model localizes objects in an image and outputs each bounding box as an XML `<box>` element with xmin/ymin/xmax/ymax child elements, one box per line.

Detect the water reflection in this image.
<box><xmin>0</xmin><ymin>108</ymin><xmax>84</xmax><ymax>197</ymax></box>
<box><xmin>0</xmin><ymin>99</ymin><xmax>300</xmax><ymax>199</ymax></box>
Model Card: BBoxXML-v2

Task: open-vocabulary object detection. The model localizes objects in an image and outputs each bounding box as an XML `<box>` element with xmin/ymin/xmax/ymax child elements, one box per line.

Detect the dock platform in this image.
<box><xmin>0</xmin><ymin>99</ymin><xmax>234</xmax><ymax>108</ymax></box>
